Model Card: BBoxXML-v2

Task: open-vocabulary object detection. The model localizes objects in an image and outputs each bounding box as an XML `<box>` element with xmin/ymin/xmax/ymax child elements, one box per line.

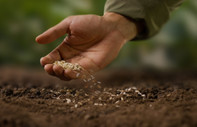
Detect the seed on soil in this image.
<box><xmin>131</xmin><ymin>87</ymin><xmax>137</xmax><ymax>90</ymax></box>
<box><xmin>66</xmin><ymin>98</ymin><xmax>71</xmax><ymax>104</ymax></box>
<box><xmin>74</xmin><ymin>104</ymin><xmax>78</xmax><ymax>108</ymax></box>
<box><xmin>115</xmin><ymin>101</ymin><xmax>119</xmax><ymax>104</ymax></box>
<box><xmin>94</xmin><ymin>103</ymin><xmax>103</xmax><ymax>106</ymax></box>
<box><xmin>53</xmin><ymin>61</ymin><xmax>146</xmax><ymax>107</ymax></box>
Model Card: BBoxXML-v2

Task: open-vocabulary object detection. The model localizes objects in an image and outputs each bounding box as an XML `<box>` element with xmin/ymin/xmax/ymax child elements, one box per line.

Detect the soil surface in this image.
<box><xmin>0</xmin><ymin>67</ymin><xmax>197</xmax><ymax>127</ymax></box>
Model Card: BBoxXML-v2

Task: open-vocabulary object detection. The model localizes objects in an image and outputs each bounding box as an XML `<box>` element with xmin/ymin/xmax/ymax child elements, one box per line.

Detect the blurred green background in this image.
<box><xmin>0</xmin><ymin>0</ymin><xmax>197</xmax><ymax>71</ymax></box>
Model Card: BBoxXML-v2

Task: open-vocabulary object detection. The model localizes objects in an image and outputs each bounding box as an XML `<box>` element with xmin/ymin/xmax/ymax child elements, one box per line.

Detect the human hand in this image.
<box><xmin>36</xmin><ymin>12</ymin><xmax>137</xmax><ymax>80</ymax></box>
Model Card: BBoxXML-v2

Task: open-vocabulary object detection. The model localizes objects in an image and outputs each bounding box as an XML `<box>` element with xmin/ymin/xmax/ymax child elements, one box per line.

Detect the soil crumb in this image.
<box><xmin>0</xmin><ymin>67</ymin><xmax>197</xmax><ymax>127</ymax></box>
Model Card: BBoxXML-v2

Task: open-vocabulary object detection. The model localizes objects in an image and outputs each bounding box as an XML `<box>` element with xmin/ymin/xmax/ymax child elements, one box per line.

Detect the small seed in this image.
<box><xmin>97</xmin><ymin>81</ymin><xmax>101</xmax><ymax>84</ymax></box>
<box><xmin>76</xmin><ymin>73</ymin><xmax>80</xmax><ymax>78</ymax></box>
<box><xmin>66</xmin><ymin>98</ymin><xmax>71</xmax><ymax>104</ymax></box>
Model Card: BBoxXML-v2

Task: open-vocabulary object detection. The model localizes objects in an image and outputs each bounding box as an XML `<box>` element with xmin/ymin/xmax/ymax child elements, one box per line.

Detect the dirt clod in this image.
<box><xmin>0</xmin><ymin>67</ymin><xmax>197</xmax><ymax>127</ymax></box>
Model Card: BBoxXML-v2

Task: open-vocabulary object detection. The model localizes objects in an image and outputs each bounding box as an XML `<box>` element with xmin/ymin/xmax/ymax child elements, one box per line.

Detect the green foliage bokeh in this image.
<box><xmin>0</xmin><ymin>0</ymin><xmax>197</xmax><ymax>70</ymax></box>
<box><xmin>0</xmin><ymin>0</ymin><xmax>105</xmax><ymax>66</ymax></box>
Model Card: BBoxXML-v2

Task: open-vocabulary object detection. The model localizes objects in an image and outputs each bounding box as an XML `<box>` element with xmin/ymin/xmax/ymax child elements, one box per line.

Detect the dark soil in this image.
<box><xmin>0</xmin><ymin>67</ymin><xmax>197</xmax><ymax>127</ymax></box>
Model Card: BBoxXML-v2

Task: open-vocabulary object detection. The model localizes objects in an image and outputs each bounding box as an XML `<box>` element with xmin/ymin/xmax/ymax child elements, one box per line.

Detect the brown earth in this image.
<box><xmin>0</xmin><ymin>67</ymin><xmax>197</xmax><ymax>127</ymax></box>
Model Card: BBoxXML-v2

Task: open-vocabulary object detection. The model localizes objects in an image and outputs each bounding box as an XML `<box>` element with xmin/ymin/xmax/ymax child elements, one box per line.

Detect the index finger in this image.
<box><xmin>36</xmin><ymin>18</ymin><xmax>70</xmax><ymax>44</ymax></box>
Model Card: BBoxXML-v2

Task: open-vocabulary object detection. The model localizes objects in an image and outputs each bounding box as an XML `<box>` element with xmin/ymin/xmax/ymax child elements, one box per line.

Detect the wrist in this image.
<box><xmin>103</xmin><ymin>12</ymin><xmax>138</xmax><ymax>41</ymax></box>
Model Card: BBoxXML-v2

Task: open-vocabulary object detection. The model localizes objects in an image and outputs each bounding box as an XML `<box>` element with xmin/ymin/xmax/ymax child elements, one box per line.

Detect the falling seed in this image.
<box><xmin>74</xmin><ymin>104</ymin><xmax>78</xmax><ymax>108</ymax></box>
<box><xmin>54</xmin><ymin>61</ymin><xmax>103</xmax><ymax>89</ymax></box>
<box><xmin>91</xmin><ymin>75</ymin><xmax>95</xmax><ymax>79</ymax></box>
<box><xmin>76</xmin><ymin>73</ymin><xmax>80</xmax><ymax>78</ymax></box>
<box><xmin>97</xmin><ymin>81</ymin><xmax>101</xmax><ymax>84</ymax></box>
<box><xmin>115</xmin><ymin>101</ymin><xmax>119</xmax><ymax>104</ymax></box>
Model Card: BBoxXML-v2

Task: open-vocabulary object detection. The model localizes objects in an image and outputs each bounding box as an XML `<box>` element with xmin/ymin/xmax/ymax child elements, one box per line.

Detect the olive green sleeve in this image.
<box><xmin>104</xmin><ymin>0</ymin><xmax>184</xmax><ymax>40</ymax></box>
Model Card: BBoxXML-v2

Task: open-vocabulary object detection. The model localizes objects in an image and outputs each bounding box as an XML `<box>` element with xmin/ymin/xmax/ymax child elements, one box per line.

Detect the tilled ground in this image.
<box><xmin>0</xmin><ymin>67</ymin><xmax>197</xmax><ymax>127</ymax></box>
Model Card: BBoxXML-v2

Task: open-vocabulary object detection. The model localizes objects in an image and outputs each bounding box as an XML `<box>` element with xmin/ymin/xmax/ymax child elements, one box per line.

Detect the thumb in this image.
<box><xmin>36</xmin><ymin>18</ymin><xmax>70</xmax><ymax>44</ymax></box>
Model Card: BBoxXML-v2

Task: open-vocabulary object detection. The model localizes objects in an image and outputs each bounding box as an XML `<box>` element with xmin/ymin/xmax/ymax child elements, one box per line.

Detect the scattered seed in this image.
<box><xmin>91</xmin><ymin>75</ymin><xmax>95</xmax><ymax>79</ymax></box>
<box><xmin>97</xmin><ymin>81</ymin><xmax>101</xmax><ymax>84</ymax></box>
<box><xmin>66</xmin><ymin>98</ymin><xmax>71</xmax><ymax>104</ymax></box>
<box><xmin>94</xmin><ymin>103</ymin><xmax>98</xmax><ymax>106</ymax></box>
<box><xmin>94</xmin><ymin>103</ymin><xmax>103</xmax><ymax>106</ymax></box>
<box><xmin>115</xmin><ymin>101</ymin><xmax>119</xmax><ymax>104</ymax></box>
<box><xmin>78</xmin><ymin>102</ymin><xmax>83</xmax><ymax>106</ymax></box>
<box><xmin>131</xmin><ymin>87</ymin><xmax>137</xmax><ymax>90</ymax></box>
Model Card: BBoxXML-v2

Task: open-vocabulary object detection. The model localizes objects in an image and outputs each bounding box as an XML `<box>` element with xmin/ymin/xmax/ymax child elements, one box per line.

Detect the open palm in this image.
<box><xmin>36</xmin><ymin>13</ymin><xmax>137</xmax><ymax>80</ymax></box>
